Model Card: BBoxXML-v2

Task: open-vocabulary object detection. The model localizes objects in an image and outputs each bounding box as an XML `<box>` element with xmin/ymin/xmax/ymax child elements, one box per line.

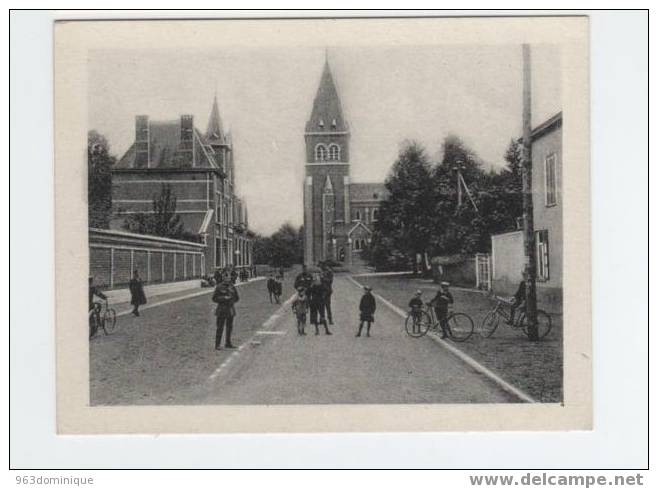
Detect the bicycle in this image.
<box><xmin>89</xmin><ymin>300</ymin><xmax>117</xmax><ymax>339</ymax></box>
<box><xmin>404</xmin><ymin>303</ymin><xmax>474</xmax><ymax>342</ymax></box>
<box><xmin>480</xmin><ymin>297</ymin><xmax>552</xmax><ymax>339</ymax></box>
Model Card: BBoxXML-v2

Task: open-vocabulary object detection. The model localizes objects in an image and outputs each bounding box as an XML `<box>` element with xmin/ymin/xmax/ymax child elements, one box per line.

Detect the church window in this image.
<box><xmin>354</xmin><ymin>239</ymin><xmax>361</xmax><ymax>250</ymax></box>
<box><xmin>331</xmin><ymin>118</ymin><xmax>337</xmax><ymax>128</ymax></box>
<box><xmin>373</xmin><ymin>209</ymin><xmax>379</xmax><ymax>221</ymax></box>
<box><xmin>315</xmin><ymin>144</ymin><xmax>328</xmax><ymax>161</ymax></box>
<box><xmin>355</xmin><ymin>210</ymin><xmax>361</xmax><ymax>221</ymax></box>
<box><xmin>328</xmin><ymin>144</ymin><xmax>340</xmax><ymax>161</ymax></box>
<box><xmin>318</xmin><ymin>119</ymin><xmax>324</xmax><ymax>128</ymax></box>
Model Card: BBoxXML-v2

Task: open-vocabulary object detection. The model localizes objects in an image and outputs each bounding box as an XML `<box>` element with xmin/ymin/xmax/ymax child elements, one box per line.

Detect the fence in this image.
<box><xmin>89</xmin><ymin>228</ymin><xmax>206</xmax><ymax>289</ymax></box>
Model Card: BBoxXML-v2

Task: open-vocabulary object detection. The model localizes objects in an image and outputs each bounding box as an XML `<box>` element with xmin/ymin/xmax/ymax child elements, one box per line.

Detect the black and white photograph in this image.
<box><xmin>9</xmin><ymin>7</ymin><xmax>652</xmax><ymax>476</ymax></box>
<box><xmin>49</xmin><ymin>15</ymin><xmax>594</xmax><ymax>435</ymax></box>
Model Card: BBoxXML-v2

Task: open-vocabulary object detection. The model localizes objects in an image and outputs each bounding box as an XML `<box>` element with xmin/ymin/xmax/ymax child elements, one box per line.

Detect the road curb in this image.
<box><xmin>346</xmin><ymin>275</ymin><xmax>537</xmax><ymax>404</ymax></box>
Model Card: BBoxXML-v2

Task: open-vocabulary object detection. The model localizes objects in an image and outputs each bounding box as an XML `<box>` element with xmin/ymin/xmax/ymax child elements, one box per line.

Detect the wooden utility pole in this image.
<box><xmin>521</xmin><ymin>44</ymin><xmax>539</xmax><ymax>341</ymax></box>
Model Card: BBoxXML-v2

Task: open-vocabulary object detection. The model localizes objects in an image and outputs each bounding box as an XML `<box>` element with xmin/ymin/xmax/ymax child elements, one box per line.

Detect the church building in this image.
<box><xmin>303</xmin><ymin>59</ymin><xmax>387</xmax><ymax>267</ymax></box>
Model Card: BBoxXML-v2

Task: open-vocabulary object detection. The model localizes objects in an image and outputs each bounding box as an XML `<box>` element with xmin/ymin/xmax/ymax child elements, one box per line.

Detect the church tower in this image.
<box><xmin>303</xmin><ymin>57</ymin><xmax>351</xmax><ymax>265</ymax></box>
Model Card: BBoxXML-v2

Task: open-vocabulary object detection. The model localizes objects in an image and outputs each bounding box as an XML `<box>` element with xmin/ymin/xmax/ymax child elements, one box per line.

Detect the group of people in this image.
<box><xmin>408</xmin><ymin>281</ymin><xmax>454</xmax><ymax>338</ymax></box>
<box><xmin>290</xmin><ymin>263</ymin><xmax>335</xmax><ymax>336</ymax></box>
<box><xmin>89</xmin><ymin>270</ymin><xmax>146</xmax><ymax>319</ymax></box>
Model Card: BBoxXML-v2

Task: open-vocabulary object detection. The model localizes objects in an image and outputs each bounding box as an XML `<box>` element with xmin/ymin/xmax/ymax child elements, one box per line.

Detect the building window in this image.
<box><xmin>315</xmin><ymin>144</ymin><xmax>327</xmax><ymax>161</ymax></box>
<box><xmin>354</xmin><ymin>239</ymin><xmax>361</xmax><ymax>250</ymax></box>
<box><xmin>355</xmin><ymin>210</ymin><xmax>361</xmax><ymax>221</ymax></box>
<box><xmin>535</xmin><ymin>230</ymin><xmax>550</xmax><ymax>281</ymax></box>
<box><xmin>328</xmin><ymin>144</ymin><xmax>340</xmax><ymax>161</ymax></box>
<box><xmin>372</xmin><ymin>209</ymin><xmax>379</xmax><ymax>221</ymax></box>
<box><xmin>545</xmin><ymin>153</ymin><xmax>558</xmax><ymax>206</ymax></box>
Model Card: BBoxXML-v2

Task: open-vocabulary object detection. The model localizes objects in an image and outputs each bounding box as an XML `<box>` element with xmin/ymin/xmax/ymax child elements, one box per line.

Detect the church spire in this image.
<box><xmin>305</xmin><ymin>56</ymin><xmax>348</xmax><ymax>133</ymax></box>
<box><xmin>205</xmin><ymin>93</ymin><xmax>226</xmax><ymax>145</ymax></box>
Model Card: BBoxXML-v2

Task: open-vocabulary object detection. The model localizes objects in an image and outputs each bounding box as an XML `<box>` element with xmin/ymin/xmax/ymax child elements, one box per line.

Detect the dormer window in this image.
<box><xmin>319</xmin><ymin>119</ymin><xmax>324</xmax><ymax>129</ymax></box>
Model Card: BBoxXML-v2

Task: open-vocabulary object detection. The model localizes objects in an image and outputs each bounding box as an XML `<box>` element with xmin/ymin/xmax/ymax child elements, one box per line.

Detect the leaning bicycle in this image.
<box><xmin>480</xmin><ymin>297</ymin><xmax>552</xmax><ymax>339</ymax></box>
<box><xmin>89</xmin><ymin>299</ymin><xmax>117</xmax><ymax>338</ymax></box>
<box><xmin>404</xmin><ymin>303</ymin><xmax>474</xmax><ymax>342</ymax></box>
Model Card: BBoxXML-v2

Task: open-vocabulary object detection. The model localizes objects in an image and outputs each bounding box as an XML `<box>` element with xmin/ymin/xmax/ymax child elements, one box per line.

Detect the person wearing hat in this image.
<box><xmin>430</xmin><ymin>281</ymin><xmax>454</xmax><ymax>339</ymax></box>
<box><xmin>356</xmin><ymin>286</ymin><xmax>376</xmax><ymax>337</ymax></box>
<box><xmin>407</xmin><ymin>290</ymin><xmax>425</xmax><ymax>335</ymax></box>
<box><xmin>212</xmin><ymin>271</ymin><xmax>240</xmax><ymax>350</ymax></box>
<box><xmin>307</xmin><ymin>273</ymin><xmax>332</xmax><ymax>336</ymax></box>
<box><xmin>291</xmin><ymin>287</ymin><xmax>309</xmax><ymax>335</ymax></box>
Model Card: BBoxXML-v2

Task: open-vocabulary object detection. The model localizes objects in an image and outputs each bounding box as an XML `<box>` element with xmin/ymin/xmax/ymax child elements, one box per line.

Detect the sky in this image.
<box><xmin>88</xmin><ymin>45</ymin><xmax>560</xmax><ymax>235</ymax></box>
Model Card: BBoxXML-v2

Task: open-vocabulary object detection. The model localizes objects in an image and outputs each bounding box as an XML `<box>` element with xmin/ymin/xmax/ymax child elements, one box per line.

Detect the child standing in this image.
<box><xmin>292</xmin><ymin>287</ymin><xmax>308</xmax><ymax>335</ymax></box>
<box><xmin>356</xmin><ymin>286</ymin><xmax>376</xmax><ymax>337</ymax></box>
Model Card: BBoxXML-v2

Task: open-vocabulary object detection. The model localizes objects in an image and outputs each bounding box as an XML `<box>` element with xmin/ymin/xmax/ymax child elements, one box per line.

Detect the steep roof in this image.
<box><xmin>205</xmin><ymin>94</ymin><xmax>227</xmax><ymax>145</ymax></box>
<box><xmin>349</xmin><ymin>183</ymin><xmax>388</xmax><ymax>202</ymax></box>
<box><xmin>305</xmin><ymin>60</ymin><xmax>348</xmax><ymax>133</ymax></box>
<box><xmin>114</xmin><ymin>121</ymin><xmax>219</xmax><ymax>170</ymax></box>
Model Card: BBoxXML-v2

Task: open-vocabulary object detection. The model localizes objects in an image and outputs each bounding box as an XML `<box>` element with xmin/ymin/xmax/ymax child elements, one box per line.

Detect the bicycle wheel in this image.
<box><xmin>520</xmin><ymin>310</ymin><xmax>552</xmax><ymax>339</ymax></box>
<box><xmin>103</xmin><ymin>308</ymin><xmax>117</xmax><ymax>334</ymax></box>
<box><xmin>405</xmin><ymin>311</ymin><xmax>431</xmax><ymax>338</ymax></box>
<box><xmin>447</xmin><ymin>312</ymin><xmax>474</xmax><ymax>342</ymax></box>
<box><xmin>480</xmin><ymin>310</ymin><xmax>500</xmax><ymax>338</ymax></box>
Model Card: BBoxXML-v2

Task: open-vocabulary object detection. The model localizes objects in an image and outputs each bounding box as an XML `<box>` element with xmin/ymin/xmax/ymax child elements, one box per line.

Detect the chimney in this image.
<box><xmin>134</xmin><ymin>115</ymin><xmax>149</xmax><ymax>168</ymax></box>
<box><xmin>179</xmin><ymin>114</ymin><xmax>194</xmax><ymax>167</ymax></box>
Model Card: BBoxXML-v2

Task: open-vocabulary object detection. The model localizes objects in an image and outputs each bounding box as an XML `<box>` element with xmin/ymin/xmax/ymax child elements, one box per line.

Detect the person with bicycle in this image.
<box><xmin>89</xmin><ymin>276</ymin><xmax>107</xmax><ymax>337</ymax></box>
<box><xmin>429</xmin><ymin>281</ymin><xmax>454</xmax><ymax>339</ymax></box>
<box><xmin>89</xmin><ymin>276</ymin><xmax>107</xmax><ymax>313</ymax></box>
<box><xmin>507</xmin><ymin>270</ymin><xmax>527</xmax><ymax>325</ymax></box>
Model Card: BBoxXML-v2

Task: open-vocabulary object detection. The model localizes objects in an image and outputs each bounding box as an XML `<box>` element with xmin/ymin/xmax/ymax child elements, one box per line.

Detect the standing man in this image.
<box><xmin>212</xmin><ymin>272</ymin><xmax>240</xmax><ymax>350</ymax></box>
<box><xmin>320</xmin><ymin>262</ymin><xmax>334</xmax><ymax>325</ymax></box>
<box><xmin>129</xmin><ymin>270</ymin><xmax>147</xmax><ymax>317</ymax></box>
<box><xmin>308</xmin><ymin>273</ymin><xmax>332</xmax><ymax>336</ymax></box>
<box><xmin>429</xmin><ymin>281</ymin><xmax>454</xmax><ymax>339</ymax></box>
<box><xmin>294</xmin><ymin>264</ymin><xmax>313</xmax><ymax>291</ymax></box>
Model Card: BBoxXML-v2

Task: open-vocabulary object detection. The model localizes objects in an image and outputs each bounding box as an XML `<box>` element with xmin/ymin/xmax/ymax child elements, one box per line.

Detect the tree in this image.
<box><xmin>368</xmin><ymin>141</ymin><xmax>435</xmax><ymax>271</ymax></box>
<box><xmin>252</xmin><ymin>223</ymin><xmax>303</xmax><ymax>267</ymax></box>
<box><xmin>87</xmin><ymin>130</ymin><xmax>115</xmax><ymax>228</ymax></box>
<box><xmin>122</xmin><ymin>184</ymin><xmax>201</xmax><ymax>242</ymax></box>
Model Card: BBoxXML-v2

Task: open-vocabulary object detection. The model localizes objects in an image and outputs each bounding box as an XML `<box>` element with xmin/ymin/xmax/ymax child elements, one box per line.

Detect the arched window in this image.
<box><xmin>354</xmin><ymin>239</ymin><xmax>361</xmax><ymax>250</ymax></box>
<box><xmin>355</xmin><ymin>210</ymin><xmax>361</xmax><ymax>221</ymax></box>
<box><xmin>315</xmin><ymin>144</ymin><xmax>327</xmax><ymax>161</ymax></box>
<box><xmin>328</xmin><ymin>144</ymin><xmax>340</xmax><ymax>161</ymax></box>
<box><xmin>372</xmin><ymin>209</ymin><xmax>379</xmax><ymax>221</ymax></box>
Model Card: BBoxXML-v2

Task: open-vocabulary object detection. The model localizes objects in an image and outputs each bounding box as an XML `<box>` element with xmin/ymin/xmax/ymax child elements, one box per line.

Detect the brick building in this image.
<box><xmin>111</xmin><ymin>96</ymin><xmax>253</xmax><ymax>274</ymax></box>
<box><xmin>303</xmin><ymin>59</ymin><xmax>387</xmax><ymax>266</ymax></box>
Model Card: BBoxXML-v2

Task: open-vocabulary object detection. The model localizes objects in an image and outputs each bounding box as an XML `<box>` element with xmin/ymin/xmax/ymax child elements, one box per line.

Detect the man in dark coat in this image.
<box><xmin>230</xmin><ymin>268</ymin><xmax>238</xmax><ymax>285</ymax></box>
<box><xmin>320</xmin><ymin>263</ymin><xmax>334</xmax><ymax>325</ymax></box>
<box><xmin>356</xmin><ymin>286</ymin><xmax>376</xmax><ymax>337</ymax></box>
<box><xmin>307</xmin><ymin>274</ymin><xmax>332</xmax><ymax>336</ymax></box>
<box><xmin>212</xmin><ymin>272</ymin><xmax>240</xmax><ymax>350</ymax></box>
<box><xmin>129</xmin><ymin>270</ymin><xmax>147</xmax><ymax>317</ymax></box>
<box><xmin>294</xmin><ymin>264</ymin><xmax>313</xmax><ymax>291</ymax></box>
<box><xmin>429</xmin><ymin>281</ymin><xmax>454</xmax><ymax>339</ymax></box>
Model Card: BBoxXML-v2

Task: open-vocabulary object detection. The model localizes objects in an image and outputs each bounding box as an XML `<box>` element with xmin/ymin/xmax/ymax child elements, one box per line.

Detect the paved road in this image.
<box><xmin>183</xmin><ymin>276</ymin><xmax>517</xmax><ymax>404</ymax></box>
<box><xmin>90</xmin><ymin>273</ymin><xmax>518</xmax><ymax>405</ymax></box>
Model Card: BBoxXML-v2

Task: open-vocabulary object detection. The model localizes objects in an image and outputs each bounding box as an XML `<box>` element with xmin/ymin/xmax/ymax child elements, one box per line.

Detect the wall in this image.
<box><xmin>431</xmin><ymin>257</ymin><xmax>477</xmax><ymax>288</ymax></box>
<box><xmin>89</xmin><ymin>228</ymin><xmax>206</xmax><ymax>290</ymax></box>
<box><xmin>491</xmin><ymin>230</ymin><xmax>525</xmax><ymax>295</ymax></box>
<box><xmin>531</xmin><ymin>123</ymin><xmax>563</xmax><ymax>307</ymax></box>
